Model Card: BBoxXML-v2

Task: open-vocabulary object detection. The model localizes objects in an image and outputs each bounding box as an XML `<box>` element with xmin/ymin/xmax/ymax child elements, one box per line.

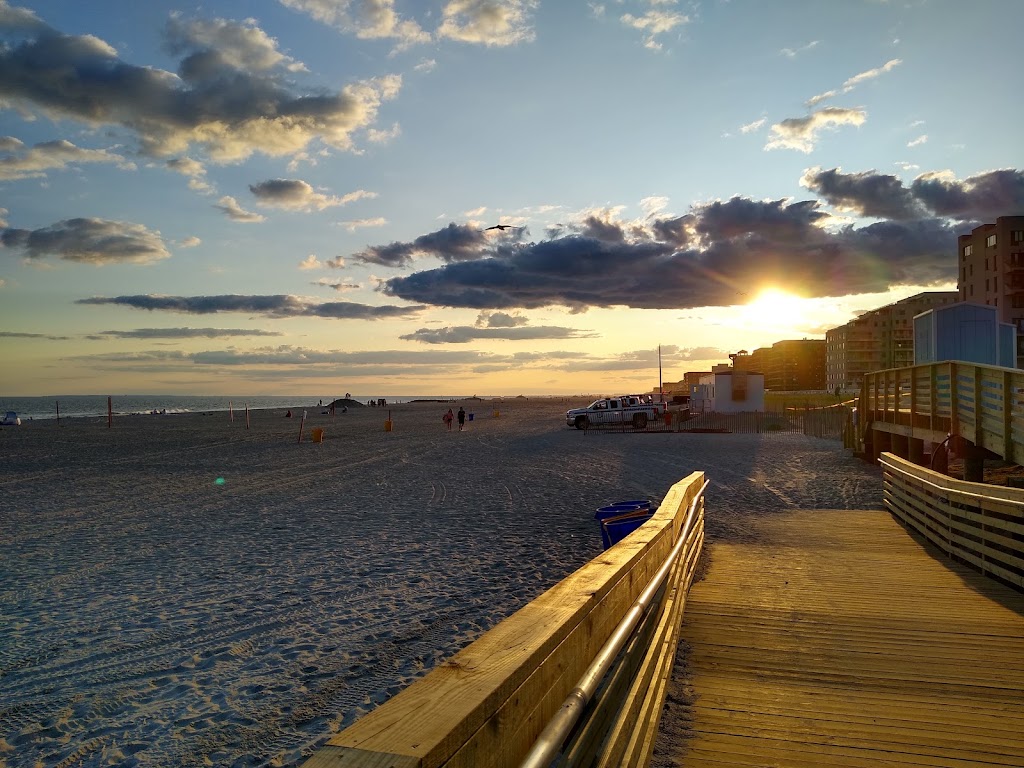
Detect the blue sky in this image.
<box><xmin>1</xmin><ymin>0</ymin><xmax>1022</xmax><ymax>396</ymax></box>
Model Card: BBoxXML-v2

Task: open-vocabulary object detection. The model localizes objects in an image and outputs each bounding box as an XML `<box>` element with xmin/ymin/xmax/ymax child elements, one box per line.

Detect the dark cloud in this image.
<box><xmin>910</xmin><ymin>169</ymin><xmax>1024</xmax><ymax>221</ymax></box>
<box><xmin>0</xmin><ymin>7</ymin><xmax>400</xmax><ymax>161</ymax></box>
<box><xmin>378</xmin><ymin>192</ymin><xmax>966</xmax><ymax>310</ymax></box>
<box><xmin>1</xmin><ymin>218</ymin><xmax>169</xmax><ymax>265</ymax></box>
<box><xmin>802</xmin><ymin>167</ymin><xmax>925</xmax><ymax>220</ymax></box>
<box><xmin>76</xmin><ymin>294</ymin><xmax>424</xmax><ymax>319</ymax></box>
<box><xmin>97</xmin><ymin>327</ymin><xmax>283</xmax><ymax>339</ymax></box>
<box><xmin>400</xmin><ymin>325</ymin><xmax>599</xmax><ymax>344</ymax></box>
<box><xmin>0</xmin><ymin>137</ymin><xmax>133</xmax><ymax>180</ymax></box>
<box><xmin>0</xmin><ymin>330</ymin><xmax>71</xmax><ymax>340</ymax></box>
<box><xmin>803</xmin><ymin>167</ymin><xmax>1024</xmax><ymax>222</ymax></box>
<box><xmin>353</xmin><ymin>222</ymin><xmax>490</xmax><ymax>267</ymax></box>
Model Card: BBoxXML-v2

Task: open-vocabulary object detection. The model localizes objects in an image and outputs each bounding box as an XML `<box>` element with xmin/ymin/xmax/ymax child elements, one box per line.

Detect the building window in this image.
<box><xmin>961</xmin><ymin>268</ymin><xmax>966</xmax><ymax>282</ymax></box>
<box><xmin>970</xmin><ymin>285</ymin><xmax>974</xmax><ymax>296</ymax></box>
<box><xmin>987</xmin><ymin>234</ymin><xmax>997</xmax><ymax>247</ymax></box>
<box><xmin>995</xmin><ymin>276</ymin><xmax>998</xmax><ymax>291</ymax></box>
<box><xmin>1012</xmin><ymin>230</ymin><xmax>1024</xmax><ymax>244</ymax></box>
<box><xmin>964</xmin><ymin>244</ymin><xmax>973</xmax><ymax>257</ymax></box>
<box><xmin>986</xmin><ymin>278</ymin><xmax>990</xmax><ymax>291</ymax></box>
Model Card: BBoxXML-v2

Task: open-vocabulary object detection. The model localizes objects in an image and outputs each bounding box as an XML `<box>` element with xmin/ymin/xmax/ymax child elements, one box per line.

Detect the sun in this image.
<box><xmin>740</xmin><ymin>288</ymin><xmax>808</xmax><ymax>331</ymax></box>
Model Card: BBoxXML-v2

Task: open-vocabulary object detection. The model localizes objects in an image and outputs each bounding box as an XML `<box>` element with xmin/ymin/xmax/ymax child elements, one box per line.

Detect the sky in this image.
<box><xmin>1</xmin><ymin>0</ymin><xmax>1022</xmax><ymax>397</ymax></box>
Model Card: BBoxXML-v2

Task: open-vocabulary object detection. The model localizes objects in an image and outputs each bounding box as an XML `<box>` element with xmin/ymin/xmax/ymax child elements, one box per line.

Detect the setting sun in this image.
<box><xmin>741</xmin><ymin>288</ymin><xmax>808</xmax><ymax>331</ymax></box>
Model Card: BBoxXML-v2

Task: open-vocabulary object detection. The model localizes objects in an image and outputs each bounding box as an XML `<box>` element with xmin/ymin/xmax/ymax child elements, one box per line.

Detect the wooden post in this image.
<box><xmin>1004</xmin><ymin>371</ymin><xmax>1013</xmax><ymax>462</ymax></box>
<box><xmin>245</xmin><ymin>403</ymin><xmax>250</xmax><ymax>430</ymax></box>
<box><xmin>55</xmin><ymin>400</ymin><xmax>60</xmax><ymax>427</ymax></box>
<box><xmin>949</xmin><ymin>362</ymin><xmax>959</xmax><ymax>442</ymax></box>
<box><xmin>107</xmin><ymin>396</ymin><xmax>112</xmax><ymax>429</ymax></box>
<box><xmin>229</xmin><ymin>400</ymin><xmax>234</xmax><ymax>422</ymax></box>
<box><xmin>297</xmin><ymin>410</ymin><xmax>306</xmax><ymax>444</ymax></box>
<box><xmin>973</xmin><ymin>364</ymin><xmax>984</xmax><ymax>449</ymax></box>
<box><xmin>929</xmin><ymin>364</ymin><xmax>937</xmax><ymax>432</ymax></box>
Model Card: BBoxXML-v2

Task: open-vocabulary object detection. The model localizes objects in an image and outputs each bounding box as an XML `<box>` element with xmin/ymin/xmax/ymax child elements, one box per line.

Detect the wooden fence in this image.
<box><xmin>301</xmin><ymin>472</ymin><xmax>707</xmax><ymax>768</ymax></box>
<box><xmin>880</xmin><ymin>453</ymin><xmax>1024</xmax><ymax>591</ymax></box>
<box><xmin>861</xmin><ymin>361</ymin><xmax>1024</xmax><ymax>465</ymax></box>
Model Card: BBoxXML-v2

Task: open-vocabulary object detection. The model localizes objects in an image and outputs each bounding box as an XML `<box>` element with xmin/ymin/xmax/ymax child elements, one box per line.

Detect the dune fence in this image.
<box><xmin>301</xmin><ymin>472</ymin><xmax>708</xmax><ymax>768</ymax></box>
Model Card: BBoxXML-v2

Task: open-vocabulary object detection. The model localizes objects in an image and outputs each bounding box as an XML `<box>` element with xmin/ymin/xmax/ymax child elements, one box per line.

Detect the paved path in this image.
<box><xmin>673</xmin><ymin>509</ymin><xmax>1024</xmax><ymax>767</ymax></box>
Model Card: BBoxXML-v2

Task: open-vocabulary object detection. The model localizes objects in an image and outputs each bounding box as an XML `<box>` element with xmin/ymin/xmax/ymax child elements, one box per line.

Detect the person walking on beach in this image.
<box><xmin>443</xmin><ymin>408</ymin><xmax>454</xmax><ymax>431</ymax></box>
<box><xmin>457</xmin><ymin>406</ymin><xmax>466</xmax><ymax>431</ymax></box>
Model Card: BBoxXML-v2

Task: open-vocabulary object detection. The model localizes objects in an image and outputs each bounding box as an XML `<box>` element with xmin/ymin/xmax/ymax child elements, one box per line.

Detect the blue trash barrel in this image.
<box><xmin>612</xmin><ymin>499</ymin><xmax>651</xmax><ymax>511</ymax></box>
<box><xmin>595</xmin><ymin>503</ymin><xmax>644</xmax><ymax>520</ymax></box>
<box><xmin>601</xmin><ymin>513</ymin><xmax>652</xmax><ymax>549</ymax></box>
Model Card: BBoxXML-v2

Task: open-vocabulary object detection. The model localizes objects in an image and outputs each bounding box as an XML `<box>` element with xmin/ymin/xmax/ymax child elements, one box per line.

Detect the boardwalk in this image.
<box><xmin>675</xmin><ymin>509</ymin><xmax>1024</xmax><ymax>767</ymax></box>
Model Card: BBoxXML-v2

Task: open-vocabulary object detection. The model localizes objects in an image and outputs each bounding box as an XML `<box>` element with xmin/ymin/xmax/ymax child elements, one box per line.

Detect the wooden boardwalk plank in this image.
<box><xmin>677</xmin><ymin>509</ymin><xmax>1024</xmax><ymax>767</ymax></box>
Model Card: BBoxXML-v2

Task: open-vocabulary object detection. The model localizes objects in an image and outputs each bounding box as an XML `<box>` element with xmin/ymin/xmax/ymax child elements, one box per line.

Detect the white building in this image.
<box><xmin>690</xmin><ymin>369</ymin><xmax>765</xmax><ymax>413</ymax></box>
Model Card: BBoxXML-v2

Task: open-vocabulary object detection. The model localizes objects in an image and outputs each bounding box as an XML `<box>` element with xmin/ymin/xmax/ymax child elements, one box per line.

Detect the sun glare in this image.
<box><xmin>741</xmin><ymin>288</ymin><xmax>807</xmax><ymax>331</ymax></box>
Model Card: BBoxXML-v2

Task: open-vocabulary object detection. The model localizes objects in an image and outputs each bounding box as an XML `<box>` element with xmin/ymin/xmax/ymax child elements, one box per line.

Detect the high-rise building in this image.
<box><xmin>826</xmin><ymin>291</ymin><xmax>958</xmax><ymax>391</ymax></box>
<box><xmin>957</xmin><ymin>215</ymin><xmax>1024</xmax><ymax>366</ymax></box>
<box><xmin>745</xmin><ymin>341</ymin><xmax>825</xmax><ymax>390</ymax></box>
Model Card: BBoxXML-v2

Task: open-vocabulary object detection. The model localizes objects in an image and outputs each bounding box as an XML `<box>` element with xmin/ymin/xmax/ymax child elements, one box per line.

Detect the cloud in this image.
<box><xmin>77</xmin><ymin>293</ymin><xmax>425</xmax><ymax>319</ymax></box>
<box><xmin>911</xmin><ymin>168</ymin><xmax>1024</xmax><ymax>220</ymax></box>
<box><xmin>805</xmin><ymin>58</ymin><xmax>901</xmax><ymax>108</ymax></box>
<box><xmin>338</xmin><ymin>216</ymin><xmax>388</xmax><ymax>232</ymax></box>
<box><xmin>739</xmin><ymin>118</ymin><xmax>766</xmax><ymax>134</ymax></box>
<box><xmin>97</xmin><ymin>327</ymin><xmax>283</xmax><ymax>339</ymax></box>
<box><xmin>353</xmin><ymin>221</ymin><xmax>493</xmax><ymax>267</ymax></box>
<box><xmin>165</xmin><ymin>13</ymin><xmax>307</xmax><ymax>74</ymax></box>
<box><xmin>366</xmin><ymin>122</ymin><xmax>401</xmax><ymax>143</ymax></box>
<box><xmin>1</xmin><ymin>218</ymin><xmax>170</xmax><ymax>265</ymax></box>
<box><xmin>299</xmin><ymin>254</ymin><xmax>323</xmax><ymax>269</ymax></box>
<box><xmin>438</xmin><ymin>0</ymin><xmax>538</xmax><ymax>46</ymax></box>
<box><xmin>413</xmin><ymin>58</ymin><xmax>437</xmax><ymax>73</ymax></box>
<box><xmin>166</xmin><ymin>156</ymin><xmax>211</xmax><ymax>193</ymax></box>
<box><xmin>907</xmin><ymin>134</ymin><xmax>928</xmax><ymax>148</ymax></box>
<box><xmin>477</xmin><ymin>310</ymin><xmax>527</xmax><ymax>328</ymax></box>
<box><xmin>215</xmin><ymin>196</ymin><xmax>265</xmax><ymax>222</ymax></box>
<box><xmin>0</xmin><ymin>329</ymin><xmax>71</xmax><ymax>340</ymax></box>
<box><xmin>0</xmin><ymin>6</ymin><xmax>402</xmax><ymax>162</ymax></box>
<box><xmin>780</xmin><ymin>40</ymin><xmax>818</xmax><ymax>58</ymax></box>
<box><xmin>278</xmin><ymin>0</ymin><xmax>430</xmax><ymax>49</ymax></box>
<box><xmin>0</xmin><ymin>137</ymin><xmax>134</xmax><ymax>180</ymax></box>
<box><xmin>313</xmin><ymin>278</ymin><xmax>361</xmax><ymax>292</ymax></box>
<box><xmin>765</xmin><ymin>107</ymin><xmax>867</xmax><ymax>153</ymax></box>
<box><xmin>801</xmin><ymin>166</ymin><xmax>925</xmax><ymax>220</ymax></box>
<box><xmin>400</xmin><ymin>324</ymin><xmax>598</xmax><ymax>344</ymax></box>
<box><xmin>620</xmin><ymin>7</ymin><xmax>689</xmax><ymax>50</ymax></box>
<box><xmin>803</xmin><ymin>166</ymin><xmax>1024</xmax><ymax>222</ymax></box>
<box><xmin>249</xmin><ymin>178</ymin><xmax>377</xmax><ymax>211</ymax></box>
<box><xmin>842</xmin><ymin>58</ymin><xmax>901</xmax><ymax>91</ymax></box>
<box><xmin>179</xmin><ymin>236</ymin><xmax>202</xmax><ymax>248</ymax></box>
<box><xmin>376</xmin><ymin>192</ymin><xmax>968</xmax><ymax>311</ymax></box>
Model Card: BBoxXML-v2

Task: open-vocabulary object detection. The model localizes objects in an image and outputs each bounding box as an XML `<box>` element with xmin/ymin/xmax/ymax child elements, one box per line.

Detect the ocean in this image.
<box><xmin>0</xmin><ymin>394</ymin><xmax>495</xmax><ymax>421</ymax></box>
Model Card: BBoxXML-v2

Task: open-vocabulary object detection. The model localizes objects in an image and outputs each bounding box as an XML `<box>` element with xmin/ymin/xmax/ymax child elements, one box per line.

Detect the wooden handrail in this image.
<box><xmin>301</xmin><ymin>472</ymin><xmax>707</xmax><ymax>768</ymax></box>
<box><xmin>880</xmin><ymin>453</ymin><xmax>1024</xmax><ymax>591</ymax></box>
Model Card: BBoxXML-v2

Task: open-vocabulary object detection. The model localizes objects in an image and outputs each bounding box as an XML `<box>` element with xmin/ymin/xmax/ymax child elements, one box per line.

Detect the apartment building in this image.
<box><xmin>746</xmin><ymin>340</ymin><xmax>825</xmax><ymax>390</ymax></box>
<box><xmin>957</xmin><ymin>215</ymin><xmax>1024</xmax><ymax>366</ymax></box>
<box><xmin>826</xmin><ymin>291</ymin><xmax>958</xmax><ymax>391</ymax></box>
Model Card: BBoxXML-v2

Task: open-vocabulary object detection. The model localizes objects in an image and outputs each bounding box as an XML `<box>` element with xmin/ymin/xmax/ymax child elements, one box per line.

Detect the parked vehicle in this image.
<box><xmin>566</xmin><ymin>396</ymin><xmax>666</xmax><ymax>430</ymax></box>
<box><xmin>1</xmin><ymin>411</ymin><xmax>21</xmax><ymax>426</ymax></box>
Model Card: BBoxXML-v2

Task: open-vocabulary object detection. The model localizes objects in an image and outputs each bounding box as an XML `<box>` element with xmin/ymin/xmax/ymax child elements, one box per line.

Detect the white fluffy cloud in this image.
<box><xmin>215</xmin><ymin>196</ymin><xmax>266</xmax><ymax>222</ymax></box>
<box><xmin>0</xmin><ymin>137</ymin><xmax>134</xmax><ymax>180</ymax></box>
<box><xmin>765</xmin><ymin>107</ymin><xmax>867</xmax><ymax>153</ymax></box>
<box><xmin>249</xmin><ymin>179</ymin><xmax>378</xmax><ymax>211</ymax></box>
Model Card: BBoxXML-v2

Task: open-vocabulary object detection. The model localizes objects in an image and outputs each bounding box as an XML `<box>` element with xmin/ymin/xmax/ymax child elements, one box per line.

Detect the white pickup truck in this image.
<box><xmin>566</xmin><ymin>396</ymin><xmax>666</xmax><ymax>430</ymax></box>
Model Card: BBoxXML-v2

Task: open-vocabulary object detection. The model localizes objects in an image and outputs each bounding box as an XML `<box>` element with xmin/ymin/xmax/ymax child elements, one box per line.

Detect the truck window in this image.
<box><xmin>609</xmin><ymin>400</ymin><xmax>619</xmax><ymax>408</ymax></box>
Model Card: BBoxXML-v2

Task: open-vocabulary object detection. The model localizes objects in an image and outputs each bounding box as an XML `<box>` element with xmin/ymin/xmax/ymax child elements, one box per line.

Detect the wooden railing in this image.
<box><xmin>301</xmin><ymin>472</ymin><xmax>707</xmax><ymax>768</ymax></box>
<box><xmin>860</xmin><ymin>361</ymin><xmax>1024</xmax><ymax>464</ymax></box>
<box><xmin>880</xmin><ymin>453</ymin><xmax>1024</xmax><ymax>591</ymax></box>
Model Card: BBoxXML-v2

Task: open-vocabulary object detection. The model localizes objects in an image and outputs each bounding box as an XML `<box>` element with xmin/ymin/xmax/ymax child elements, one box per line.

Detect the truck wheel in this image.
<box><xmin>575</xmin><ymin>415</ymin><xmax>589</xmax><ymax>430</ymax></box>
<box><xmin>632</xmin><ymin>413</ymin><xmax>648</xmax><ymax>429</ymax></box>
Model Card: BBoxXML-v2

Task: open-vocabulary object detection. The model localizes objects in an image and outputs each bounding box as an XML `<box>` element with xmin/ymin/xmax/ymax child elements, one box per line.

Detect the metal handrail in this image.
<box><xmin>517</xmin><ymin>479</ymin><xmax>709</xmax><ymax>768</ymax></box>
<box><xmin>880</xmin><ymin>456</ymin><xmax>1024</xmax><ymax>508</ymax></box>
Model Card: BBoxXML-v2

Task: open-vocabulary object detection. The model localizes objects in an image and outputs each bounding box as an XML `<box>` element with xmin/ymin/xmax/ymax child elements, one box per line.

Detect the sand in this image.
<box><xmin>0</xmin><ymin>399</ymin><xmax>884</xmax><ymax>768</ymax></box>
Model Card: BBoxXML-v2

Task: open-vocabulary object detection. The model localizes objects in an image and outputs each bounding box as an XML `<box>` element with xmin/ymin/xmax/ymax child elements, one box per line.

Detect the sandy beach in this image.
<box><xmin>0</xmin><ymin>399</ymin><xmax>883</xmax><ymax>768</ymax></box>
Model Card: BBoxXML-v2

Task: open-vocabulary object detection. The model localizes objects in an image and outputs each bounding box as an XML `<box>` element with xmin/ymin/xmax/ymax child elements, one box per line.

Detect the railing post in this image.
<box><xmin>929</xmin><ymin>363</ymin><xmax>937</xmax><ymax>432</ymax></box>
<box><xmin>974</xmin><ymin>364</ymin><xmax>984</xmax><ymax>450</ymax></box>
<box><xmin>1005</xmin><ymin>370</ymin><xmax>1014</xmax><ymax>462</ymax></box>
<box><xmin>950</xmin><ymin>362</ymin><xmax>960</xmax><ymax>441</ymax></box>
